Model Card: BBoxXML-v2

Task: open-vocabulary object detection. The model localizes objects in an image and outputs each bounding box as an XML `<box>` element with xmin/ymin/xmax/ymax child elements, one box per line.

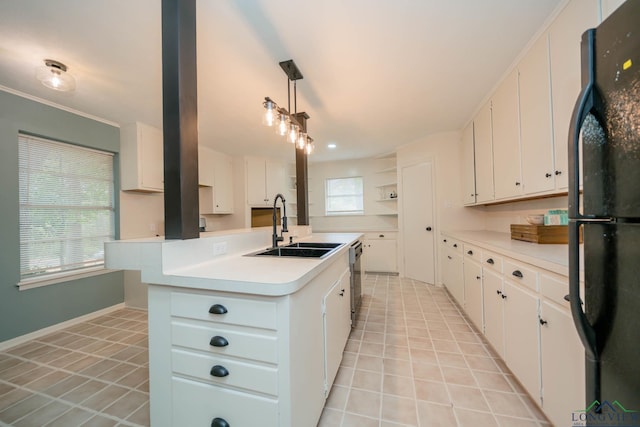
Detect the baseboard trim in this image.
<box><xmin>0</xmin><ymin>303</ymin><xmax>126</xmax><ymax>351</ymax></box>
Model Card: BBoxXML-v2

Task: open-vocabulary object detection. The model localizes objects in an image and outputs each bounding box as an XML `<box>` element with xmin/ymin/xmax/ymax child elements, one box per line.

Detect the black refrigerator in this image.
<box><xmin>568</xmin><ymin>0</ymin><xmax>640</xmax><ymax>419</ymax></box>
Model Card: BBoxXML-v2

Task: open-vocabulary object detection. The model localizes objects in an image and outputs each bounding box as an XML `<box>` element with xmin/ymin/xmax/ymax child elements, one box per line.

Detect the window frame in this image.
<box><xmin>325</xmin><ymin>176</ymin><xmax>365</xmax><ymax>216</ymax></box>
<box><xmin>17</xmin><ymin>133</ymin><xmax>117</xmax><ymax>290</ymax></box>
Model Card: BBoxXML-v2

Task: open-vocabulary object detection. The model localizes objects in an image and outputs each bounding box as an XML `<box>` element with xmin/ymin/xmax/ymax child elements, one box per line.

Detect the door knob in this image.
<box><xmin>426</xmin><ymin>227</ymin><xmax>432</xmax><ymax>231</ymax></box>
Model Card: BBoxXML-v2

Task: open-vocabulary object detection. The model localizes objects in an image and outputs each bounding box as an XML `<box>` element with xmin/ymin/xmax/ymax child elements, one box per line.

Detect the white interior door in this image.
<box><xmin>401</xmin><ymin>162</ymin><xmax>435</xmax><ymax>284</ymax></box>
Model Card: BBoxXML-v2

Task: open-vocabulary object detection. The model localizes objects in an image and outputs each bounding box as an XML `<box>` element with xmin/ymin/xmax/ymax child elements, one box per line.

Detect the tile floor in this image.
<box><xmin>0</xmin><ymin>274</ymin><xmax>551</xmax><ymax>427</ymax></box>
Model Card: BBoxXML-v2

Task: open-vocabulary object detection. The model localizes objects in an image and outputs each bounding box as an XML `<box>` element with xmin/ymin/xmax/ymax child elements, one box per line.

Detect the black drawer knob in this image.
<box><xmin>210</xmin><ymin>336</ymin><xmax>229</xmax><ymax>347</ymax></box>
<box><xmin>210</xmin><ymin>365</ymin><xmax>229</xmax><ymax>377</ymax></box>
<box><xmin>476</xmin><ymin>276</ymin><xmax>481</xmax><ymax>280</ymax></box>
<box><xmin>555</xmin><ymin>170</ymin><xmax>562</xmax><ymax>175</ymax></box>
<box><xmin>545</xmin><ymin>173</ymin><xmax>552</xmax><ymax>178</ymax></box>
<box><xmin>211</xmin><ymin>418</ymin><xmax>230</xmax><ymax>427</ymax></box>
<box><xmin>467</xmin><ymin>250</ymin><xmax>473</xmax><ymax>255</ymax></box>
<box><xmin>501</xmin><ymin>294</ymin><xmax>507</xmax><ymax>299</ymax></box>
<box><xmin>486</xmin><ymin>258</ymin><xmax>494</xmax><ymax>265</ymax></box>
<box><xmin>443</xmin><ymin>239</ymin><xmax>447</xmax><ymax>242</ymax></box>
<box><xmin>453</xmin><ymin>244</ymin><xmax>458</xmax><ymax>248</ymax></box>
<box><xmin>539</xmin><ymin>318</ymin><xmax>548</xmax><ymax>326</ymax></box>
<box><xmin>426</xmin><ymin>227</ymin><xmax>432</xmax><ymax>231</ymax></box>
<box><xmin>512</xmin><ymin>270</ymin><xmax>523</xmax><ymax>279</ymax></box>
<box><xmin>496</xmin><ymin>290</ymin><xmax>502</xmax><ymax>295</ymax></box>
<box><xmin>209</xmin><ymin>304</ymin><xmax>228</xmax><ymax>315</ymax></box>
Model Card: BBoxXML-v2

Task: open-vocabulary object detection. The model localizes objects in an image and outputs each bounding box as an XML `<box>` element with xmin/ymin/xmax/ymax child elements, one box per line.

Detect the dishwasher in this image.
<box><xmin>349</xmin><ymin>240</ymin><xmax>363</xmax><ymax>326</ymax></box>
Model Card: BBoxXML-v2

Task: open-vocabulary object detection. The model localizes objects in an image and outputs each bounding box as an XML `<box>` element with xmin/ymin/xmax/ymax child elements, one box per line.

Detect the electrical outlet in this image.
<box><xmin>149</xmin><ymin>223</ymin><xmax>157</xmax><ymax>232</ymax></box>
<box><xmin>213</xmin><ymin>242</ymin><xmax>227</xmax><ymax>256</ymax></box>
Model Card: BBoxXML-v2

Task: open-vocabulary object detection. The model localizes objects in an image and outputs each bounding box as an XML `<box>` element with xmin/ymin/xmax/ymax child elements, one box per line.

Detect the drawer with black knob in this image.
<box><xmin>171</xmin><ymin>348</ymin><xmax>278</xmax><ymax>396</ymax></box>
<box><xmin>482</xmin><ymin>250</ymin><xmax>503</xmax><ymax>273</ymax></box>
<box><xmin>463</xmin><ymin>244</ymin><xmax>482</xmax><ymax>263</ymax></box>
<box><xmin>504</xmin><ymin>260</ymin><xmax>539</xmax><ymax>292</ymax></box>
<box><xmin>171</xmin><ymin>320</ymin><xmax>278</xmax><ymax>364</ymax></box>
<box><xmin>171</xmin><ymin>291</ymin><xmax>277</xmax><ymax>330</ymax></box>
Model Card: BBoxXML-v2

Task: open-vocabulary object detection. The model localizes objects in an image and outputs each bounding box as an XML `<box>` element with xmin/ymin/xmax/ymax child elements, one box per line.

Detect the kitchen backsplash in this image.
<box><xmin>483</xmin><ymin>195</ymin><xmax>569</xmax><ymax>233</ymax></box>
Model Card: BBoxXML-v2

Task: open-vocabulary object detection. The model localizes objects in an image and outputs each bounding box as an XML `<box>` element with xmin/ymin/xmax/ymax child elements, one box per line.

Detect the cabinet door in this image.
<box><xmin>549</xmin><ymin>0</ymin><xmax>599</xmax><ymax>191</ymax></box>
<box><xmin>540</xmin><ymin>300</ymin><xmax>585</xmax><ymax>427</ymax></box>
<box><xmin>265</xmin><ymin>160</ymin><xmax>287</xmax><ymax>204</ymax></box>
<box><xmin>213</xmin><ymin>153</ymin><xmax>234</xmax><ymax>213</ymax></box>
<box><xmin>323</xmin><ymin>271</ymin><xmax>351</xmax><ymax>392</ymax></box>
<box><xmin>463</xmin><ymin>260</ymin><xmax>483</xmax><ymax>331</ymax></box>
<box><xmin>503</xmin><ymin>281</ymin><xmax>541</xmax><ymax>402</ymax></box>
<box><xmin>519</xmin><ymin>35</ymin><xmax>555</xmax><ymax>195</ymax></box>
<box><xmin>492</xmin><ymin>69</ymin><xmax>523</xmax><ymax>199</ymax></box>
<box><xmin>462</xmin><ymin>122</ymin><xmax>476</xmax><ymax>205</ymax></box>
<box><xmin>482</xmin><ymin>269</ymin><xmax>504</xmax><ymax>358</ymax></box>
<box><xmin>474</xmin><ymin>101</ymin><xmax>495</xmax><ymax>203</ymax></box>
<box><xmin>139</xmin><ymin>124</ymin><xmax>164</xmax><ymax>191</ymax></box>
<box><xmin>443</xmin><ymin>251</ymin><xmax>464</xmax><ymax>306</ymax></box>
<box><xmin>364</xmin><ymin>239</ymin><xmax>397</xmax><ymax>273</ymax></box>
<box><xmin>246</xmin><ymin>158</ymin><xmax>268</xmax><ymax>205</ymax></box>
<box><xmin>198</xmin><ymin>146</ymin><xmax>215</xmax><ymax>187</ymax></box>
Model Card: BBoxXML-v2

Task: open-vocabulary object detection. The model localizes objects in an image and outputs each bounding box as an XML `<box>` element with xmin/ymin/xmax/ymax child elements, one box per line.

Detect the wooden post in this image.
<box><xmin>293</xmin><ymin>112</ymin><xmax>310</xmax><ymax>225</ymax></box>
<box><xmin>161</xmin><ymin>0</ymin><xmax>200</xmax><ymax>239</ymax></box>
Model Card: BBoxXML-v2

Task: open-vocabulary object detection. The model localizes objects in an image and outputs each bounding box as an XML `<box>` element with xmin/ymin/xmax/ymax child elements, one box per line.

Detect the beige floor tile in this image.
<box><xmin>0</xmin><ymin>382</ymin><xmax>15</xmax><ymax>397</ymax></box>
<box><xmin>360</xmin><ymin>342</ymin><xmax>384</xmax><ymax>357</ymax></box>
<box><xmin>465</xmin><ymin>355</ymin><xmax>501</xmax><ymax>373</ymax></box>
<box><xmin>102</xmin><ymin>389</ymin><xmax>148</xmax><ymax>418</ymax></box>
<box><xmin>383</xmin><ymin>373</ymin><xmax>415</xmax><ymax>398</ymax></box>
<box><xmin>455</xmin><ymin>408</ymin><xmax>499</xmax><ymax>427</ymax></box>
<box><xmin>416</xmin><ymin>401</ymin><xmax>457</xmax><ymax>426</ymax></box>
<box><xmin>64</xmin><ymin>355</ymin><xmax>103</xmax><ymax>373</ymax></box>
<box><xmin>30</xmin><ymin>347</ymin><xmax>71</xmax><ymax>364</ymax></box>
<box><xmin>441</xmin><ymin>366</ymin><xmax>477</xmax><ymax>387</ymax></box>
<box><xmin>9</xmin><ymin>365</ymin><xmax>55</xmax><ymax>387</ymax></box>
<box><xmin>80</xmin><ymin>414</ymin><xmax>118</xmax><ymax>426</ymax></box>
<box><xmin>333</xmin><ymin>367</ymin><xmax>354</xmax><ymax>387</ymax></box>
<box><xmin>340</xmin><ymin>352</ymin><xmax>357</xmax><ymax>368</ymax></box>
<box><xmin>411</xmin><ymin>362</ymin><xmax>442</xmax><ymax>382</ymax></box>
<box><xmin>474</xmin><ymin>371</ymin><xmax>514</xmax><ymax>393</ymax></box>
<box><xmin>117</xmin><ymin>366</ymin><xmax>149</xmax><ymax>389</ymax></box>
<box><xmin>47</xmin><ymin>351</ymin><xmax>86</xmax><ymax>369</ymax></box>
<box><xmin>317</xmin><ymin>408</ymin><xmax>343</xmax><ymax>427</ymax></box>
<box><xmin>364</xmin><ymin>322</ymin><xmax>386</xmax><ymax>333</ymax></box>
<box><xmin>384</xmin><ymin>333</ymin><xmax>408</xmax><ymax>347</ymax></box>
<box><xmin>344</xmin><ymin>339</ymin><xmax>361</xmax><ymax>353</ymax></box>
<box><xmin>81</xmin><ymin>384</ymin><xmax>129</xmax><ymax>411</ymax></box>
<box><xmin>448</xmin><ymin>384</ymin><xmax>491</xmax><ymax>412</ymax></box>
<box><xmin>0</xmin><ymin>356</ymin><xmax>23</xmax><ymax>373</ymax></box>
<box><xmin>325</xmin><ymin>385</ymin><xmax>349</xmax><ymax>410</ymax></box>
<box><xmin>80</xmin><ymin>358</ymin><xmax>120</xmax><ymax>377</ymax></box>
<box><xmin>382</xmin><ymin>358</ymin><xmax>412</xmax><ymax>377</ymax></box>
<box><xmin>432</xmin><ymin>339</ymin><xmax>461</xmax><ymax>353</ymax></box>
<box><xmin>495</xmin><ymin>415</ymin><xmax>543</xmax><ymax>427</ymax></box>
<box><xmin>24</xmin><ymin>371</ymin><xmax>71</xmax><ymax>393</ymax></box>
<box><xmin>0</xmin><ymin>361</ymin><xmax>39</xmax><ymax>381</ymax></box>
<box><xmin>356</xmin><ymin>355</ymin><xmax>383</xmax><ymax>372</ymax></box>
<box><xmin>126</xmin><ymin>400</ymin><xmax>150</xmax><ymax>426</ymax></box>
<box><xmin>346</xmin><ymin>388</ymin><xmax>381</xmax><ymax>419</ymax></box>
<box><xmin>409</xmin><ymin>348</ymin><xmax>438</xmax><ymax>364</ymax></box>
<box><xmin>43</xmin><ymin>375</ymin><xmax>88</xmax><ymax>398</ymax></box>
<box><xmin>97</xmin><ymin>362</ymin><xmax>137</xmax><ymax>382</ymax></box>
<box><xmin>136</xmin><ymin>380</ymin><xmax>149</xmax><ymax>393</ymax></box>
<box><xmin>385</xmin><ymin>345</ymin><xmax>411</xmax><ymax>360</ymax></box>
<box><xmin>352</xmin><ymin>369</ymin><xmax>382</xmax><ymax>392</ymax></box>
<box><xmin>47</xmin><ymin>407</ymin><xmax>95</xmax><ymax>427</ymax></box>
<box><xmin>0</xmin><ymin>388</ymin><xmax>31</xmax><ymax>412</ymax></box>
<box><xmin>13</xmin><ymin>400</ymin><xmax>71</xmax><ymax>427</ymax></box>
<box><xmin>342</xmin><ymin>412</ymin><xmax>379</xmax><ymax>427</ymax></box>
<box><xmin>436</xmin><ymin>351</ymin><xmax>467</xmax><ymax>368</ymax></box>
<box><xmin>60</xmin><ymin>379</ymin><xmax>108</xmax><ymax>404</ymax></box>
<box><xmin>408</xmin><ymin>336</ymin><xmax>433</xmax><ymax>350</ymax></box>
<box><xmin>414</xmin><ymin>379</ymin><xmax>450</xmax><ymax>405</ymax></box>
<box><xmin>484</xmin><ymin>390</ymin><xmax>535</xmax><ymax>419</ymax></box>
<box><xmin>0</xmin><ymin>393</ymin><xmax>51</xmax><ymax>424</ymax></box>
<box><xmin>381</xmin><ymin>394</ymin><xmax>418</xmax><ymax>425</ymax></box>
<box><xmin>429</xmin><ymin>329</ymin><xmax>455</xmax><ymax>341</ymax></box>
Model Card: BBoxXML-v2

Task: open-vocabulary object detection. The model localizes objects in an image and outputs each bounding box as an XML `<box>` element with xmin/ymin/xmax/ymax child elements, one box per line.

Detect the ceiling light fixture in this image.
<box><xmin>36</xmin><ymin>59</ymin><xmax>76</xmax><ymax>92</ymax></box>
<box><xmin>327</xmin><ymin>143</ymin><xmax>337</xmax><ymax>149</ymax></box>
<box><xmin>262</xmin><ymin>59</ymin><xmax>314</xmax><ymax>155</ymax></box>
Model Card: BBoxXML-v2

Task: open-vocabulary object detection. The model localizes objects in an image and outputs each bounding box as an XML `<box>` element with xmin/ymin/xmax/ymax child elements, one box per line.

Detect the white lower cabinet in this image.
<box><xmin>462</xmin><ymin>246</ymin><xmax>483</xmax><ymax>331</ymax></box>
<box><xmin>441</xmin><ymin>238</ymin><xmax>464</xmax><ymax>306</ymax></box>
<box><xmin>482</xmin><ymin>268</ymin><xmax>504</xmax><ymax>358</ymax></box>
<box><xmin>503</xmin><ymin>281</ymin><xmax>541</xmax><ymax>401</ymax></box>
<box><xmin>148</xmin><ymin>255</ymin><xmax>351</xmax><ymax>427</ymax></box>
<box><xmin>363</xmin><ymin>232</ymin><xmax>397</xmax><ymax>273</ymax></box>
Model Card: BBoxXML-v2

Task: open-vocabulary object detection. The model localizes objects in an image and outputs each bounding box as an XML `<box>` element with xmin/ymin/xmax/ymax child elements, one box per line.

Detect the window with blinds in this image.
<box><xmin>18</xmin><ymin>134</ymin><xmax>115</xmax><ymax>280</ymax></box>
<box><xmin>325</xmin><ymin>177</ymin><xmax>364</xmax><ymax>215</ymax></box>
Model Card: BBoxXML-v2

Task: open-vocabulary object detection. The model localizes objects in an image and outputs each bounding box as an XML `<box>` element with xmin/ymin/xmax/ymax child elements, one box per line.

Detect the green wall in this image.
<box><xmin>0</xmin><ymin>90</ymin><xmax>124</xmax><ymax>342</ymax></box>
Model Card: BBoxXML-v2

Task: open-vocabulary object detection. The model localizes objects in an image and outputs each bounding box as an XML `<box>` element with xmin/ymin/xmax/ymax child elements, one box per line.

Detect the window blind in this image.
<box><xmin>18</xmin><ymin>134</ymin><xmax>115</xmax><ymax>279</ymax></box>
<box><xmin>325</xmin><ymin>177</ymin><xmax>364</xmax><ymax>215</ymax></box>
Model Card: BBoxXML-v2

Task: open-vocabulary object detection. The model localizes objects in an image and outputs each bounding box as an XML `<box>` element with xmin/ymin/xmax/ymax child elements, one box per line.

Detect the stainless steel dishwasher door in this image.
<box><xmin>349</xmin><ymin>241</ymin><xmax>363</xmax><ymax>326</ymax></box>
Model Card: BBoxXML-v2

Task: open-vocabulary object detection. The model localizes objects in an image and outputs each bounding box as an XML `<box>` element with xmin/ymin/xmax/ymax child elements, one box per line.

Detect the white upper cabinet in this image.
<box><xmin>519</xmin><ymin>35</ymin><xmax>555</xmax><ymax>195</ymax></box>
<box><xmin>492</xmin><ymin>69</ymin><xmax>523</xmax><ymax>199</ymax></box>
<box><xmin>120</xmin><ymin>122</ymin><xmax>164</xmax><ymax>192</ymax></box>
<box><xmin>198</xmin><ymin>147</ymin><xmax>234</xmax><ymax>214</ymax></box>
<box><xmin>461</xmin><ymin>122</ymin><xmax>476</xmax><ymax>205</ymax></box>
<box><xmin>198</xmin><ymin>146</ymin><xmax>215</xmax><ymax>187</ymax></box>
<box><xmin>246</xmin><ymin>157</ymin><xmax>287</xmax><ymax>206</ymax></box>
<box><xmin>549</xmin><ymin>0</ymin><xmax>599</xmax><ymax>191</ymax></box>
<box><xmin>474</xmin><ymin>101</ymin><xmax>495</xmax><ymax>203</ymax></box>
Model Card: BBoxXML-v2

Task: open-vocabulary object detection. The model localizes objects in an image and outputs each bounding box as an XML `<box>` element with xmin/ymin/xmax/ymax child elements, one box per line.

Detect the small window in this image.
<box><xmin>325</xmin><ymin>177</ymin><xmax>364</xmax><ymax>215</ymax></box>
<box><xmin>18</xmin><ymin>134</ymin><xmax>115</xmax><ymax>280</ymax></box>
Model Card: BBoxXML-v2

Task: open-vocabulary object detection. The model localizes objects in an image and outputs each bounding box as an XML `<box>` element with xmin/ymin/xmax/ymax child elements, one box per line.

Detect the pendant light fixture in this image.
<box><xmin>36</xmin><ymin>59</ymin><xmax>76</xmax><ymax>92</ymax></box>
<box><xmin>262</xmin><ymin>59</ymin><xmax>314</xmax><ymax>155</ymax></box>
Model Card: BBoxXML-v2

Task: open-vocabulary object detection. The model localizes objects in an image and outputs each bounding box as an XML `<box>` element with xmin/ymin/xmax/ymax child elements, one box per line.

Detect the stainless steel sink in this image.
<box><xmin>285</xmin><ymin>242</ymin><xmax>343</xmax><ymax>249</ymax></box>
<box><xmin>250</xmin><ymin>247</ymin><xmax>333</xmax><ymax>258</ymax></box>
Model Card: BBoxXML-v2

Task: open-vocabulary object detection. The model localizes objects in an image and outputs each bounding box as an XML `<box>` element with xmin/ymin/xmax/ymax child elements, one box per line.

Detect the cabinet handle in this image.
<box><xmin>496</xmin><ymin>290</ymin><xmax>502</xmax><ymax>295</ymax></box>
<box><xmin>545</xmin><ymin>173</ymin><xmax>552</xmax><ymax>178</ymax></box>
<box><xmin>555</xmin><ymin>170</ymin><xmax>562</xmax><ymax>175</ymax></box>
<box><xmin>453</xmin><ymin>244</ymin><xmax>458</xmax><ymax>248</ymax></box>
<box><xmin>515</xmin><ymin>182</ymin><xmax>521</xmax><ymax>186</ymax></box>
<box><xmin>209</xmin><ymin>336</ymin><xmax>229</xmax><ymax>347</ymax></box>
<box><xmin>467</xmin><ymin>250</ymin><xmax>473</xmax><ymax>255</ymax></box>
<box><xmin>339</xmin><ymin>289</ymin><xmax>345</xmax><ymax>297</ymax></box>
<box><xmin>470</xmin><ymin>193</ymin><xmax>475</xmax><ymax>197</ymax></box>
<box><xmin>501</xmin><ymin>293</ymin><xmax>507</xmax><ymax>299</ymax></box>
<box><xmin>209</xmin><ymin>304</ymin><xmax>228</xmax><ymax>315</ymax></box>
<box><xmin>210</xmin><ymin>365</ymin><xmax>229</xmax><ymax>377</ymax></box>
<box><xmin>379</xmin><ymin>234</ymin><xmax>385</xmax><ymax>238</ymax></box>
<box><xmin>447</xmin><ymin>255</ymin><xmax>452</xmax><ymax>260</ymax></box>
<box><xmin>512</xmin><ymin>270</ymin><xmax>523</xmax><ymax>279</ymax></box>
<box><xmin>486</xmin><ymin>258</ymin><xmax>494</xmax><ymax>265</ymax></box>
<box><xmin>539</xmin><ymin>318</ymin><xmax>548</xmax><ymax>326</ymax></box>
<box><xmin>443</xmin><ymin>239</ymin><xmax>447</xmax><ymax>243</ymax></box>
<box><xmin>211</xmin><ymin>417</ymin><xmax>230</xmax><ymax>427</ymax></box>
<box><xmin>426</xmin><ymin>227</ymin><xmax>432</xmax><ymax>231</ymax></box>
<box><xmin>476</xmin><ymin>276</ymin><xmax>481</xmax><ymax>280</ymax></box>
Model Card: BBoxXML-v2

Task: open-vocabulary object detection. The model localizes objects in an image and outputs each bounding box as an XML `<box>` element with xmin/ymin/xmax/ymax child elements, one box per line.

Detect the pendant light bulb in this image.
<box><xmin>262</xmin><ymin>98</ymin><xmax>276</xmax><ymax>127</ymax></box>
<box><xmin>288</xmin><ymin>123</ymin><xmax>299</xmax><ymax>144</ymax></box>
<box><xmin>297</xmin><ymin>132</ymin><xmax>307</xmax><ymax>149</ymax></box>
<box><xmin>276</xmin><ymin>113</ymin><xmax>289</xmax><ymax>136</ymax></box>
<box><xmin>305</xmin><ymin>140</ymin><xmax>314</xmax><ymax>155</ymax></box>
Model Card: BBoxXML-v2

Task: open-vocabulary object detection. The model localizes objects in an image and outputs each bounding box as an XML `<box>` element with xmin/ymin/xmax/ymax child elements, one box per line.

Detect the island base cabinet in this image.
<box><xmin>172</xmin><ymin>377</ymin><xmax>278</xmax><ymax>427</ymax></box>
<box><xmin>323</xmin><ymin>270</ymin><xmax>351</xmax><ymax>394</ymax></box>
<box><xmin>540</xmin><ymin>300</ymin><xmax>585</xmax><ymax>427</ymax></box>
<box><xmin>503</xmin><ymin>281</ymin><xmax>541</xmax><ymax>402</ymax></box>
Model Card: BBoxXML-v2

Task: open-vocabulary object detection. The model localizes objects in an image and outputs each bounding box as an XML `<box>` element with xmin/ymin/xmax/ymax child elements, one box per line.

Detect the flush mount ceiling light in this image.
<box><xmin>262</xmin><ymin>59</ymin><xmax>314</xmax><ymax>155</ymax></box>
<box><xmin>36</xmin><ymin>59</ymin><xmax>76</xmax><ymax>92</ymax></box>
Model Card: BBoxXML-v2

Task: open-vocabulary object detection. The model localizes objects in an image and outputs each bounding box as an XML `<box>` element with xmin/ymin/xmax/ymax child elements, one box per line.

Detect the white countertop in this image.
<box><xmin>442</xmin><ymin>230</ymin><xmax>583</xmax><ymax>276</ymax></box>
<box><xmin>105</xmin><ymin>229</ymin><xmax>363</xmax><ymax>296</ymax></box>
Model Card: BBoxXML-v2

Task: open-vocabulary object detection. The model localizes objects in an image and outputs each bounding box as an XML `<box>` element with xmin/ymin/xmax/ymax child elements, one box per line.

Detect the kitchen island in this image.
<box><xmin>105</xmin><ymin>228</ymin><xmax>362</xmax><ymax>427</ymax></box>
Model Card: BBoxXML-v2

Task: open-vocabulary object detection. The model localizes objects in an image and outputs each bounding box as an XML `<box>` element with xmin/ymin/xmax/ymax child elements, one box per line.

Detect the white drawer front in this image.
<box><xmin>504</xmin><ymin>260</ymin><xmax>539</xmax><ymax>292</ymax></box>
<box><xmin>441</xmin><ymin>236</ymin><xmax>462</xmax><ymax>252</ymax></box>
<box><xmin>171</xmin><ymin>291</ymin><xmax>277</xmax><ymax>330</ymax></box>
<box><xmin>463</xmin><ymin>243</ymin><xmax>482</xmax><ymax>263</ymax></box>
<box><xmin>172</xmin><ymin>376</ymin><xmax>278</xmax><ymax>427</ymax></box>
<box><xmin>172</xmin><ymin>320</ymin><xmax>278</xmax><ymax>364</ymax></box>
<box><xmin>482</xmin><ymin>250</ymin><xmax>503</xmax><ymax>273</ymax></box>
<box><xmin>172</xmin><ymin>348</ymin><xmax>278</xmax><ymax>396</ymax></box>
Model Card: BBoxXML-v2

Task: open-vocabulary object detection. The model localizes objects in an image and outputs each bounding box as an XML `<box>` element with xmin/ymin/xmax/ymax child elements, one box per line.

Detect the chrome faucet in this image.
<box><xmin>272</xmin><ymin>193</ymin><xmax>289</xmax><ymax>249</ymax></box>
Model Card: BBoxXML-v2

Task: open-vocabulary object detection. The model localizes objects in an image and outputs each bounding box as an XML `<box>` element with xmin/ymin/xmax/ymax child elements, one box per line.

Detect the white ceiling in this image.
<box><xmin>0</xmin><ymin>0</ymin><xmax>563</xmax><ymax>163</ymax></box>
